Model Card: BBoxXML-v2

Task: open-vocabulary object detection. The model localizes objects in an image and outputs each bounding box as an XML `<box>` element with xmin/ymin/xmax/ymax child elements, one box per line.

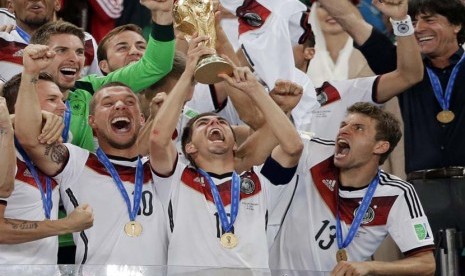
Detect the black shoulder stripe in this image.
<box><xmin>379</xmin><ymin>172</ymin><xmax>423</xmax><ymax>219</ymax></box>
<box><xmin>382</xmin><ymin>173</ymin><xmax>423</xmax><ymax>218</ymax></box>
<box><xmin>65</xmin><ymin>188</ymin><xmax>89</xmax><ymax>264</ymax></box>
<box><xmin>0</xmin><ymin>9</ymin><xmax>15</xmax><ymax>20</ymax></box>
<box><xmin>310</xmin><ymin>137</ymin><xmax>335</xmax><ymax>146</ymax></box>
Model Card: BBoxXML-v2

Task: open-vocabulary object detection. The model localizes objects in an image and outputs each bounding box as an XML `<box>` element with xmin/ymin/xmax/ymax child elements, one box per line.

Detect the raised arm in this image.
<box><xmin>149</xmin><ymin>36</ymin><xmax>215</xmax><ymax>175</ymax></box>
<box><xmin>331</xmin><ymin>250</ymin><xmax>435</xmax><ymax>276</ymax></box>
<box><xmin>372</xmin><ymin>0</ymin><xmax>423</xmax><ymax>102</ymax></box>
<box><xmin>214</xmin><ymin>12</ymin><xmax>265</xmax><ymax>130</ymax></box>
<box><xmin>14</xmin><ymin>45</ymin><xmax>69</xmax><ymax>176</ymax></box>
<box><xmin>0</xmin><ymin>203</ymin><xmax>93</xmax><ymax>244</ymax></box>
<box><xmin>0</xmin><ymin>97</ymin><xmax>14</xmax><ymax>198</ymax></box>
<box><xmin>76</xmin><ymin>0</ymin><xmax>175</xmax><ymax>94</ymax></box>
<box><xmin>318</xmin><ymin>0</ymin><xmax>374</xmax><ymax>46</ymax></box>
<box><xmin>233</xmin><ymin>80</ymin><xmax>304</xmax><ymax>172</ymax></box>
<box><xmin>221</xmin><ymin>69</ymin><xmax>303</xmax><ymax>169</ymax></box>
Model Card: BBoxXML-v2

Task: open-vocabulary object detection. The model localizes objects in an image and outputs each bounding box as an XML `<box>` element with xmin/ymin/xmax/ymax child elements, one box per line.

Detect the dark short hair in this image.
<box><xmin>30</xmin><ymin>20</ymin><xmax>85</xmax><ymax>45</ymax></box>
<box><xmin>3</xmin><ymin>72</ymin><xmax>55</xmax><ymax>114</ymax></box>
<box><xmin>97</xmin><ymin>24</ymin><xmax>144</xmax><ymax>62</ymax></box>
<box><xmin>409</xmin><ymin>0</ymin><xmax>465</xmax><ymax>44</ymax></box>
<box><xmin>181</xmin><ymin>112</ymin><xmax>235</xmax><ymax>167</ymax></box>
<box><xmin>346</xmin><ymin>102</ymin><xmax>402</xmax><ymax>165</ymax></box>
<box><xmin>89</xmin><ymin>82</ymin><xmax>136</xmax><ymax>115</ymax></box>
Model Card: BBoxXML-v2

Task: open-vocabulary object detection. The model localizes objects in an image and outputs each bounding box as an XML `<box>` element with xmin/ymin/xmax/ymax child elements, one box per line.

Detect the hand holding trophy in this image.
<box><xmin>173</xmin><ymin>0</ymin><xmax>233</xmax><ymax>84</ymax></box>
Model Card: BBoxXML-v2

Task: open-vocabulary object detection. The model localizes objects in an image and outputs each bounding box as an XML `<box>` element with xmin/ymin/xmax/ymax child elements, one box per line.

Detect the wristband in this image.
<box><xmin>390</xmin><ymin>15</ymin><xmax>414</xmax><ymax>36</ymax></box>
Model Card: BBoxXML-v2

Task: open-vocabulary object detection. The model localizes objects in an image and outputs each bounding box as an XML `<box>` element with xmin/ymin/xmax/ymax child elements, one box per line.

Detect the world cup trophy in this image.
<box><xmin>173</xmin><ymin>0</ymin><xmax>233</xmax><ymax>84</ymax></box>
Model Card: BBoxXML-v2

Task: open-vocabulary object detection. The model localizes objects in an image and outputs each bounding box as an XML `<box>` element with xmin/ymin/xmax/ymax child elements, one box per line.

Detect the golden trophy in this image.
<box><xmin>173</xmin><ymin>0</ymin><xmax>233</xmax><ymax>84</ymax></box>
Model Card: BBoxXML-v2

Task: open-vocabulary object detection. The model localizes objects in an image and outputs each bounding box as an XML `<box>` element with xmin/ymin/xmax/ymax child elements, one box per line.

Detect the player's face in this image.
<box><xmin>36</xmin><ymin>79</ymin><xmax>66</xmax><ymax>117</ymax></box>
<box><xmin>44</xmin><ymin>34</ymin><xmax>85</xmax><ymax>92</ymax></box>
<box><xmin>334</xmin><ymin>113</ymin><xmax>385</xmax><ymax>170</ymax></box>
<box><xmin>89</xmin><ymin>86</ymin><xmax>144</xmax><ymax>150</ymax></box>
<box><xmin>413</xmin><ymin>12</ymin><xmax>461</xmax><ymax>58</ymax></box>
<box><xmin>316</xmin><ymin>4</ymin><xmax>344</xmax><ymax>35</ymax></box>
<box><xmin>187</xmin><ymin>115</ymin><xmax>236</xmax><ymax>157</ymax></box>
<box><xmin>10</xmin><ymin>0</ymin><xmax>59</xmax><ymax>28</ymax></box>
<box><xmin>99</xmin><ymin>30</ymin><xmax>147</xmax><ymax>74</ymax></box>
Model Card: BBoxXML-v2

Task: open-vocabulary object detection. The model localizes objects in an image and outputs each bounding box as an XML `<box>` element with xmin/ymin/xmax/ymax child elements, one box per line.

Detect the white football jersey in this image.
<box><xmin>269</xmin><ymin>138</ymin><xmax>435</xmax><ymax>271</ymax></box>
<box><xmin>0</xmin><ymin>153</ymin><xmax>60</xmax><ymax>264</ymax></box>
<box><xmin>310</xmin><ymin>76</ymin><xmax>379</xmax><ymax>140</ymax></box>
<box><xmin>56</xmin><ymin>144</ymin><xmax>168</xmax><ymax>265</ymax></box>
<box><xmin>152</xmin><ymin>158</ymin><xmax>295</xmax><ymax>268</ymax></box>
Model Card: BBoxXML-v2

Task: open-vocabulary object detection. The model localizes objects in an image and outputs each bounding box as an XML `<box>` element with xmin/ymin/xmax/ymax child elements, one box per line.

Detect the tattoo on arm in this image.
<box><xmin>4</xmin><ymin>219</ymin><xmax>39</xmax><ymax>230</ymax></box>
<box><xmin>44</xmin><ymin>143</ymin><xmax>68</xmax><ymax>165</ymax></box>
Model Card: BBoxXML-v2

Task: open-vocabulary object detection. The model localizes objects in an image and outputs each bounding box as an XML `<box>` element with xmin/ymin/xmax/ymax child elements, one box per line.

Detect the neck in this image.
<box><xmin>339</xmin><ymin>163</ymin><xmax>379</xmax><ymax>189</ymax></box>
<box><xmin>195</xmin><ymin>155</ymin><xmax>235</xmax><ymax>175</ymax></box>
<box><xmin>323</xmin><ymin>31</ymin><xmax>350</xmax><ymax>63</ymax></box>
<box><xmin>16</xmin><ymin>21</ymin><xmax>37</xmax><ymax>37</ymax></box>
<box><xmin>429</xmin><ymin>44</ymin><xmax>460</xmax><ymax>69</ymax></box>
<box><xmin>99</xmin><ymin>144</ymin><xmax>140</xmax><ymax>160</ymax></box>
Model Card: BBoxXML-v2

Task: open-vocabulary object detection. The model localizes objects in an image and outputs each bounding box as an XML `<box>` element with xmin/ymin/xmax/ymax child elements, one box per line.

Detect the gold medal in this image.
<box><xmin>336</xmin><ymin>249</ymin><xmax>348</xmax><ymax>262</ymax></box>
<box><xmin>124</xmin><ymin>221</ymin><xmax>143</xmax><ymax>237</ymax></box>
<box><xmin>437</xmin><ymin>110</ymin><xmax>455</xmax><ymax>123</ymax></box>
<box><xmin>220</xmin><ymin>233</ymin><xmax>238</xmax><ymax>249</ymax></box>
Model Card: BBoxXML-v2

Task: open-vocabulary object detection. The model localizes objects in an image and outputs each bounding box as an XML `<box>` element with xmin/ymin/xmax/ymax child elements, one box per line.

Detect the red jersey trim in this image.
<box><xmin>85</xmin><ymin>154</ymin><xmax>152</xmax><ymax>184</ymax></box>
<box><xmin>181</xmin><ymin>167</ymin><xmax>262</xmax><ymax>205</ymax></box>
<box><xmin>16</xmin><ymin>159</ymin><xmax>59</xmax><ymax>191</ymax></box>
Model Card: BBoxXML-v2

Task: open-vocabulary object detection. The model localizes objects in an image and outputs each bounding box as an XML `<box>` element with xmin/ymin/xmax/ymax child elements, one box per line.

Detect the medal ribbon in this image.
<box><xmin>61</xmin><ymin>101</ymin><xmax>71</xmax><ymax>142</ymax></box>
<box><xmin>14</xmin><ymin>137</ymin><xmax>53</xmax><ymax>219</ymax></box>
<box><xmin>198</xmin><ymin>169</ymin><xmax>240</xmax><ymax>233</ymax></box>
<box><xmin>96</xmin><ymin>148</ymin><xmax>143</xmax><ymax>222</ymax></box>
<box><xmin>426</xmin><ymin>52</ymin><xmax>465</xmax><ymax>112</ymax></box>
<box><xmin>15</xmin><ymin>26</ymin><xmax>31</xmax><ymax>43</ymax></box>
<box><xmin>336</xmin><ymin>170</ymin><xmax>380</xmax><ymax>250</ymax></box>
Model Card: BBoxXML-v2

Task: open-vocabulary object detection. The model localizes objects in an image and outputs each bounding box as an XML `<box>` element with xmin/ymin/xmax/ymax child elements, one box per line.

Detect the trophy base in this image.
<box><xmin>195</xmin><ymin>54</ymin><xmax>233</xmax><ymax>84</ymax></box>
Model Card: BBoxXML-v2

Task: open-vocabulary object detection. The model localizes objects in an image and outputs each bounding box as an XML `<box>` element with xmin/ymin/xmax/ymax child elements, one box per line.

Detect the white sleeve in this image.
<box><xmin>53</xmin><ymin>144</ymin><xmax>89</xmax><ymax>191</ymax></box>
<box><xmin>387</xmin><ymin>190</ymin><xmax>435</xmax><ymax>253</ymax></box>
<box><xmin>151</xmin><ymin>158</ymin><xmax>187</xmax><ymax>208</ymax></box>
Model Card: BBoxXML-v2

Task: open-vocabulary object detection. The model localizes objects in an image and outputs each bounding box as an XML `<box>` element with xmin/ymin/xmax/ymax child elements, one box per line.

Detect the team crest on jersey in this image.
<box><xmin>413</xmin><ymin>223</ymin><xmax>432</xmax><ymax>241</ymax></box>
<box><xmin>322</xmin><ymin>179</ymin><xmax>336</xmax><ymax>191</ymax></box>
<box><xmin>240</xmin><ymin>177</ymin><xmax>255</xmax><ymax>194</ymax></box>
<box><xmin>354</xmin><ymin>206</ymin><xmax>375</xmax><ymax>224</ymax></box>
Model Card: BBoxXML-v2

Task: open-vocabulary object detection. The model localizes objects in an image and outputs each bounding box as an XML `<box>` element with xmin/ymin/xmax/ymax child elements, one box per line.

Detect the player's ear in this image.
<box><xmin>374</xmin><ymin>140</ymin><xmax>390</xmax><ymax>155</ymax></box>
<box><xmin>99</xmin><ymin>60</ymin><xmax>110</xmax><ymax>75</ymax></box>
<box><xmin>88</xmin><ymin>115</ymin><xmax>96</xmax><ymax>128</ymax></box>
<box><xmin>185</xmin><ymin>142</ymin><xmax>197</xmax><ymax>155</ymax></box>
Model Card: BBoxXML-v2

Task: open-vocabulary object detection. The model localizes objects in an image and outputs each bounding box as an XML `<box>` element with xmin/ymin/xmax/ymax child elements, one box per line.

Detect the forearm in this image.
<box><xmin>82</xmin><ymin>23</ymin><xmax>175</xmax><ymax>94</ymax></box>
<box><xmin>366</xmin><ymin>252</ymin><xmax>435</xmax><ymax>276</ymax></box>
<box><xmin>0</xmin><ymin>126</ymin><xmax>15</xmax><ymax>198</ymax></box>
<box><xmin>248</xmin><ymin>89</ymin><xmax>302</xmax><ymax>158</ymax></box>
<box><xmin>14</xmin><ymin>73</ymin><xmax>43</xmax><ymax>148</ymax></box>
<box><xmin>137</xmin><ymin>116</ymin><xmax>153</xmax><ymax>156</ymax></box>
<box><xmin>394</xmin><ymin>32</ymin><xmax>423</xmax><ymax>86</ymax></box>
<box><xmin>319</xmin><ymin>0</ymin><xmax>373</xmax><ymax>45</ymax></box>
<box><xmin>151</xmin><ymin>8</ymin><xmax>173</xmax><ymax>25</ymax></box>
<box><xmin>152</xmin><ymin>73</ymin><xmax>192</xmax><ymax>144</ymax></box>
<box><xmin>0</xmin><ymin>217</ymin><xmax>74</xmax><ymax>244</ymax></box>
